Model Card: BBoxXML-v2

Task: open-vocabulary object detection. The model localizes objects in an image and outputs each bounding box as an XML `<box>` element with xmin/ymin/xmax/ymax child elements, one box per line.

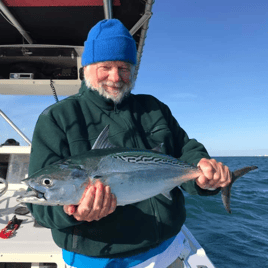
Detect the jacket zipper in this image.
<box><xmin>113</xmin><ymin>103</ymin><xmax>139</xmax><ymax>148</ymax></box>
<box><xmin>114</xmin><ymin>104</ymin><xmax>119</xmax><ymax>114</ymax></box>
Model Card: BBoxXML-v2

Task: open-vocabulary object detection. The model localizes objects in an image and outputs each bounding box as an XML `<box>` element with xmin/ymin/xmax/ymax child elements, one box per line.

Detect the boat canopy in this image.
<box><xmin>0</xmin><ymin>0</ymin><xmax>154</xmax><ymax>95</ymax></box>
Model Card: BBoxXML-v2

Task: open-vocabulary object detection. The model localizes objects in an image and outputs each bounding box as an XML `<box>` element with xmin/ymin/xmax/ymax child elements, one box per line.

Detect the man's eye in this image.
<box><xmin>120</xmin><ymin>68</ymin><xmax>130</xmax><ymax>72</ymax></box>
<box><xmin>100</xmin><ymin>66</ymin><xmax>110</xmax><ymax>70</ymax></box>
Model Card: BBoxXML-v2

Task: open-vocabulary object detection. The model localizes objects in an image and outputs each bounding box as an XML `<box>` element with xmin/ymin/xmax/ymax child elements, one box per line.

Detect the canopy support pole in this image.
<box><xmin>103</xmin><ymin>0</ymin><xmax>113</xmax><ymax>19</ymax></box>
<box><xmin>129</xmin><ymin>11</ymin><xmax>152</xmax><ymax>36</ymax></box>
<box><xmin>0</xmin><ymin>0</ymin><xmax>33</xmax><ymax>44</ymax></box>
<box><xmin>131</xmin><ymin>0</ymin><xmax>155</xmax><ymax>82</ymax></box>
<box><xmin>0</xmin><ymin>109</ymin><xmax>32</xmax><ymax>146</ymax></box>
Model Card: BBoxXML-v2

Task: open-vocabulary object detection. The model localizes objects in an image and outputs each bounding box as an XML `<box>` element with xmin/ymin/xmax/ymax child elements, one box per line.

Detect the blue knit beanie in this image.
<box><xmin>82</xmin><ymin>19</ymin><xmax>137</xmax><ymax>66</ymax></box>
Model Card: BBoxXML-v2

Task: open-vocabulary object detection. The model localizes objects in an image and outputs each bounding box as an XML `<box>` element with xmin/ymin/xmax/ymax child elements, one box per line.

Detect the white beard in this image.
<box><xmin>85</xmin><ymin>78</ymin><xmax>135</xmax><ymax>104</ymax></box>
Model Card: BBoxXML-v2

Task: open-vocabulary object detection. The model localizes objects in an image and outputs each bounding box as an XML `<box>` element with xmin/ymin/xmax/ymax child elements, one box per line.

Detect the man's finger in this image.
<box><xmin>198</xmin><ymin>159</ymin><xmax>216</xmax><ymax>182</ymax></box>
<box><xmin>98</xmin><ymin>185</ymin><xmax>112</xmax><ymax>219</ymax></box>
<box><xmin>219</xmin><ymin>166</ymin><xmax>231</xmax><ymax>188</ymax></box>
<box><xmin>108</xmin><ymin>194</ymin><xmax>117</xmax><ymax>214</ymax></box>
<box><xmin>196</xmin><ymin>174</ymin><xmax>208</xmax><ymax>188</ymax></box>
<box><xmin>74</xmin><ymin>186</ymin><xmax>96</xmax><ymax>219</ymax></box>
<box><xmin>63</xmin><ymin>204</ymin><xmax>77</xmax><ymax>215</ymax></box>
<box><xmin>87</xmin><ymin>181</ymin><xmax>105</xmax><ymax>221</ymax></box>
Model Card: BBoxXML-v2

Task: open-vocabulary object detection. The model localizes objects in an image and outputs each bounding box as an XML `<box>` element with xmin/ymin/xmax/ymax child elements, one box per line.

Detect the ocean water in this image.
<box><xmin>184</xmin><ymin>157</ymin><xmax>268</xmax><ymax>268</ymax></box>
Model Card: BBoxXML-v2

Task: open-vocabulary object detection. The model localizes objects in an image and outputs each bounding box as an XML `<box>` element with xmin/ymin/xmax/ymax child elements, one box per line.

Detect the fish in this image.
<box><xmin>17</xmin><ymin>125</ymin><xmax>258</xmax><ymax>213</ymax></box>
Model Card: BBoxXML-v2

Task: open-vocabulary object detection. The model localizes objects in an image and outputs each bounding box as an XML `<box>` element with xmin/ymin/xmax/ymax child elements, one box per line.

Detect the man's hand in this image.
<box><xmin>196</xmin><ymin>158</ymin><xmax>231</xmax><ymax>190</ymax></box>
<box><xmin>63</xmin><ymin>181</ymin><xmax>117</xmax><ymax>222</ymax></box>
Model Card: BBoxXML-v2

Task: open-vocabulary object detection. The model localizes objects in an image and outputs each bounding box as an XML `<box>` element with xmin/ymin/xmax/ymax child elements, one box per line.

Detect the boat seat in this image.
<box><xmin>1</xmin><ymin>138</ymin><xmax>20</xmax><ymax>146</ymax></box>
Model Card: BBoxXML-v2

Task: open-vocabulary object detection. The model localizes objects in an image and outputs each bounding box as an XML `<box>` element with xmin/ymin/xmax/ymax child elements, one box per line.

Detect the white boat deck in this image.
<box><xmin>0</xmin><ymin>184</ymin><xmax>66</xmax><ymax>268</ymax></box>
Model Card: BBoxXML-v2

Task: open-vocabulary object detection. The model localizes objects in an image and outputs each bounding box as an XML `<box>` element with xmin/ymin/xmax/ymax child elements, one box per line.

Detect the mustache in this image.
<box><xmin>102</xmin><ymin>82</ymin><xmax>124</xmax><ymax>88</ymax></box>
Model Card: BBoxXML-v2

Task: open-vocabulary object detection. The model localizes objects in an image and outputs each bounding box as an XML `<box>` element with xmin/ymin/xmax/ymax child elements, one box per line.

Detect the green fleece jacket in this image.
<box><xmin>27</xmin><ymin>81</ymin><xmax>220</xmax><ymax>258</ymax></box>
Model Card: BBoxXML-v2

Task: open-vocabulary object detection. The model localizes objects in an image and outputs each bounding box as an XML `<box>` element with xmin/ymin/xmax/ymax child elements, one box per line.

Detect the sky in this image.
<box><xmin>0</xmin><ymin>0</ymin><xmax>267</xmax><ymax>156</ymax></box>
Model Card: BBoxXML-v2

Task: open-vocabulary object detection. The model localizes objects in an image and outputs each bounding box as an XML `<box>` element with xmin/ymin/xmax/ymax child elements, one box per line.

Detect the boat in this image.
<box><xmin>0</xmin><ymin>0</ymin><xmax>216</xmax><ymax>267</ymax></box>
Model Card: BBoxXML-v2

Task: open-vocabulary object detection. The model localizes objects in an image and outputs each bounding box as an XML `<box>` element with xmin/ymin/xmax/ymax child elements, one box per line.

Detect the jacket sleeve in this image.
<box><xmin>162</xmin><ymin>102</ymin><xmax>220</xmax><ymax>196</ymax></box>
<box><xmin>26</xmin><ymin>111</ymin><xmax>84</xmax><ymax>229</ymax></box>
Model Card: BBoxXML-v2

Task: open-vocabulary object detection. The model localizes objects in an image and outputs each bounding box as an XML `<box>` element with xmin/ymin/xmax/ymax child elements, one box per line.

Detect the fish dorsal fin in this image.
<box><xmin>92</xmin><ymin>125</ymin><xmax>116</xmax><ymax>150</ymax></box>
<box><xmin>161</xmin><ymin>190</ymin><xmax>172</xmax><ymax>200</ymax></box>
<box><xmin>152</xmin><ymin>143</ymin><xmax>163</xmax><ymax>153</ymax></box>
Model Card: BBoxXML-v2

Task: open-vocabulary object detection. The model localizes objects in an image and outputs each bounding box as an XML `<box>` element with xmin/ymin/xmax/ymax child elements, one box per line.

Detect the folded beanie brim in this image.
<box><xmin>82</xmin><ymin>36</ymin><xmax>137</xmax><ymax>66</ymax></box>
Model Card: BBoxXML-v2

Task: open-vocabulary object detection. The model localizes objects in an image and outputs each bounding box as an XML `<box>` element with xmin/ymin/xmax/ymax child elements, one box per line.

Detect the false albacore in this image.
<box><xmin>17</xmin><ymin>126</ymin><xmax>258</xmax><ymax>213</ymax></box>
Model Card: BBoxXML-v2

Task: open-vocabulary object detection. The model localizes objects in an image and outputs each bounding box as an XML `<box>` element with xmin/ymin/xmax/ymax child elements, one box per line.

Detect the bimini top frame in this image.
<box><xmin>0</xmin><ymin>0</ymin><xmax>155</xmax><ymax>85</ymax></box>
<box><xmin>0</xmin><ymin>109</ymin><xmax>31</xmax><ymax>146</ymax></box>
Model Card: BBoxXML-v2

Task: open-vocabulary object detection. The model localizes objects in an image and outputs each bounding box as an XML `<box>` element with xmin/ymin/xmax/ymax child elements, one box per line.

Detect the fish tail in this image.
<box><xmin>221</xmin><ymin>166</ymin><xmax>258</xmax><ymax>214</ymax></box>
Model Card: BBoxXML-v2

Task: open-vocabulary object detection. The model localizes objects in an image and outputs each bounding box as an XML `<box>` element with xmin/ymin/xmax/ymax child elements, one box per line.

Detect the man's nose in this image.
<box><xmin>108</xmin><ymin>68</ymin><xmax>121</xmax><ymax>82</ymax></box>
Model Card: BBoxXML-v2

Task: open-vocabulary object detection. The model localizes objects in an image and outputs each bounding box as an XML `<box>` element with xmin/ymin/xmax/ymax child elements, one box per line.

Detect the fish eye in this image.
<box><xmin>42</xmin><ymin>178</ymin><xmax>53</xmax><ymax>187</ymax></box>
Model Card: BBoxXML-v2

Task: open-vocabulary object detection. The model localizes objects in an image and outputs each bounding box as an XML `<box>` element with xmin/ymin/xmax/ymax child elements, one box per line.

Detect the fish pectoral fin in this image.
<box><xmin>91</xmin><ymin>125</ymin><xmax>117</xmax><ymax>150</ymax></box>
<box><xmin>161</xmin><ymin>190</ymin><xmax>172</xmax><ymax>200</ymax></box>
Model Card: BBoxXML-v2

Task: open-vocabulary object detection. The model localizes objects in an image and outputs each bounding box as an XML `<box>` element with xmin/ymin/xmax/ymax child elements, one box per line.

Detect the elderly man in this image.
<box><xmin>27</xmin><ymin>19</ymin><xmax>230</xmax><ymax>268</ymax></box>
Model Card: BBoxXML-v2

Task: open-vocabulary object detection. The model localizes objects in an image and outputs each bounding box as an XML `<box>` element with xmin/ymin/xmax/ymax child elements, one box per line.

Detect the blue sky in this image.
<box><xmin>0</xmin><ymin>0</ymin><xmax>267</xmax><ymax>156</ymax></box>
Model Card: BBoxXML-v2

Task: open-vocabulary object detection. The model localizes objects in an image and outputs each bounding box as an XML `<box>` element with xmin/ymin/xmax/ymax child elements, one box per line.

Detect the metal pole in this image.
<box><xmin>103</xmin><ymin>0</ymin><xmax>113</xmax><ymax>19</ymax></box>
<box><xmin>0</xmin><ymin>0</ymin><xmax>33</xmax><ymax>44</ymax></box>
<box><xmin>0</xmin><ymin>109</ymin><xmax>32</xmax><ymax>146</ymax></box>
<box><xmin>132</xmin><ymin>0</ymin><xmax>155</xmax><ymax>82</ymax></box>
<box><xmin>130</xmin><ymin>12</ymin><xmax>152</xmax><ymax>36</ymax></box>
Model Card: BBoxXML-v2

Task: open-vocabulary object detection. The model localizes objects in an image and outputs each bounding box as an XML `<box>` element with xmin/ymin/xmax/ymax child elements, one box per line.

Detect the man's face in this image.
<box><xmin>84</xmin><ymin>61</ymin><xmax>135</xmax><ymax>104</ymax></box>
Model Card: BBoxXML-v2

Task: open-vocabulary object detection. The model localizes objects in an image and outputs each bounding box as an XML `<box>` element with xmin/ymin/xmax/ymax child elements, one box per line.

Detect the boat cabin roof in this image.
<box><xmin>0</xmin><ymin>0</ymin><xmax>146</xmax><ymax>46</ymax></box>
<box><xmin>0</xmin><ymin>0</ymin><xmax>154</xmax><ymax>95</ymax></box>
